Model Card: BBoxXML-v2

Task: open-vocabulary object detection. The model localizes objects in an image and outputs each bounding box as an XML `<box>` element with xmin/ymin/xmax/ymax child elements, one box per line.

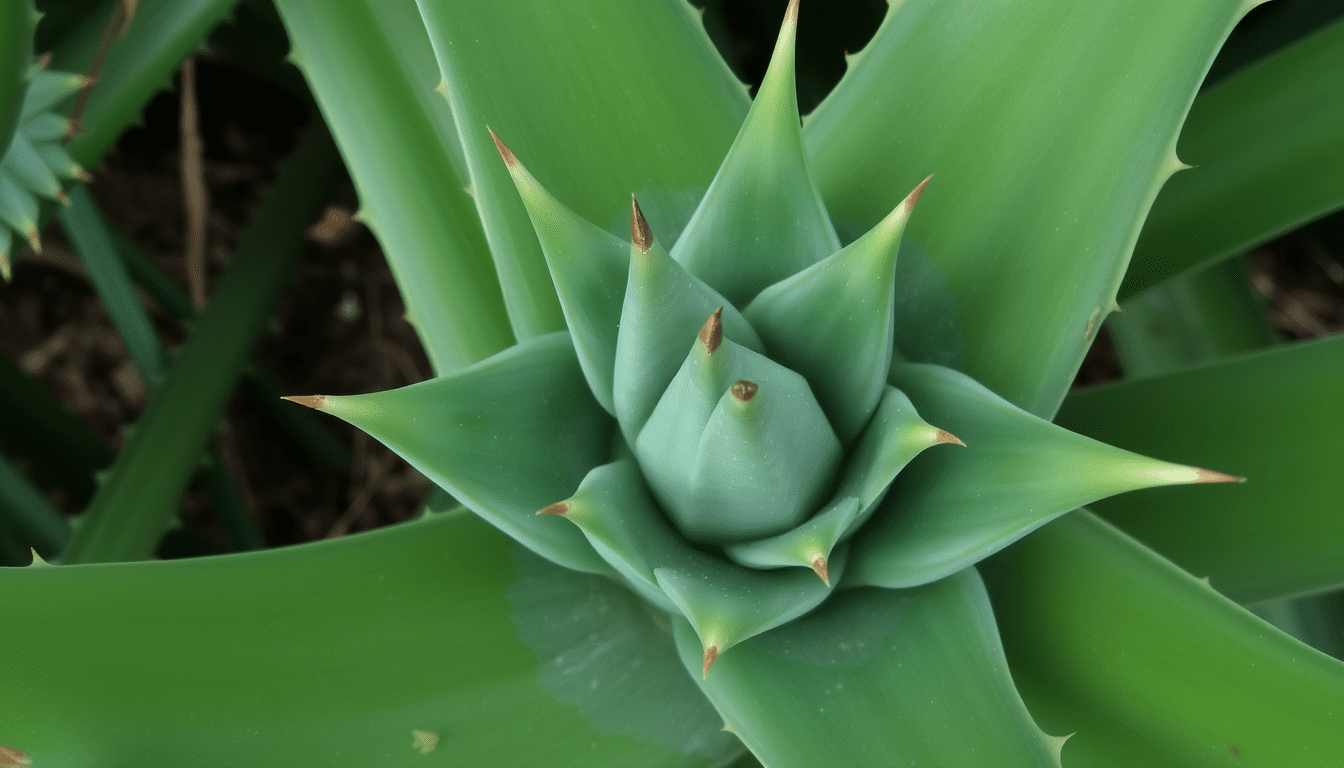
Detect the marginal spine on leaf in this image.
<box><xmin>281</xmin><ymin>394</ymin><xmax>328</xmax><ymax>411</ymax></box>
<box><xmin>702</xmin><ymin>644</ymin><xmax>720</xmax><ymax>678</ymax></box>
<box><xmin>630</xmin><ymin>195</ymin><xmax>652</xmax><ymax>253</ymax></box>
<box><xmin>811</xmin><ymin>556</ymin><xmax>830</xmax><ymax>586</ymax></box>
<box><xmin>700</xmin><ymin>307</ymin><xmax>724</xmax><ymax>353</ymax></box>
<box><xmin>730</xmin><ymin>380</ymin><xmax>758</xmax><ymax>402</ymax></box>
<box><xmin>486</xmin><ymin>126</ymin><xmax>517</xmax><ymax>168</ymax></box>
<box><xmin>537</xmin><ymin>501</ymin><xmax>571</xmax><ymax>516</ymax></box>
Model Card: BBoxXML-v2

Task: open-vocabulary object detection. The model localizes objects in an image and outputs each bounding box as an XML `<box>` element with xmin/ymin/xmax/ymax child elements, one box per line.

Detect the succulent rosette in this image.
<box><xmin>296</xmin><ymin>0</ymin><xmax>1235</xmax><ymax>743</ymax></box>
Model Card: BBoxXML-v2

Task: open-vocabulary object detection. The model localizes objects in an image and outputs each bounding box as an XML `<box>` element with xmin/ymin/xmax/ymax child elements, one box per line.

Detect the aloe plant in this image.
<box><xmin>2</xmin><ymin>1</ymin><xmax>1343</xmax><ymax>766</ymax></box>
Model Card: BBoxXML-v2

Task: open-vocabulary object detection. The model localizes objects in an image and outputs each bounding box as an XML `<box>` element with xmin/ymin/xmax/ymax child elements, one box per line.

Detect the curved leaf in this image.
<box><xmin>1058</xmin><ymin>334</ymin><xmax>1344</xmax><ymax>603</ymax></box>
<box><xmin>805</xmin><ymin>0</ymin><xmax>1247</xmax><ymax>414</ymax></box>
<box><xmin>674</xmin><ymin>569</ymin><xmax>1063</xmax><ymax>768</ymax></box>
<box><xmin>277</xmin><ymin>0</ymin><xmax>514</xmax><ymax>372</ymax></box>
<box><xmin>306</xmin><ymin>332</ymin><xmax>614</xmax><ymax>576</ymax></box>
<box><xmin>847</xmin><ymin>363</ymin><xmax>1234</xmax><ymax>589</ymax></box>
<box><xmin>1121</xmin><ymin>17</ymin><xmax>1344</xmax><ymax>299</ymax></box>
<box><xmin>983</xmin><ymin>512</ymin><xmax>1344</xmax><ymax>767</ymax></box>
<box><xmin>0</xmin><ymin>510</ymin><xmax>738</xmax><ymax>767</ymax></box>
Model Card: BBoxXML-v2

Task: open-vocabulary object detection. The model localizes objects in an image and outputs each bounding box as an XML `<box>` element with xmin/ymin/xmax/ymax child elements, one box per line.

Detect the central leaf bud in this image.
<box><xmin>635</xmin><ymin>310</ymin><xmax>842</xmax><ymax>544</ymax></box>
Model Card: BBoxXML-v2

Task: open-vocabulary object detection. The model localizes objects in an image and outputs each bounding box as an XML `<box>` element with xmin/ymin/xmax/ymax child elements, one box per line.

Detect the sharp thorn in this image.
<box><xmin>281</xmin><ymin>394</ymin><xmax>327</xmax><ymax>411</ymax></box>
<box><xmin>537</xmin><ymin>501</ymin><xmax>571</xmax><ymax>516</ymax></box>
<box><xmin>1193</xmin><ymin>467</ymin><xmax>1245</xmax><ymax>484</ymax></box>
<box><xmin>699</xmin><ymin>307</ymin><xmax>724</xmax><ymax>354</ymax></box>
<box><xmin>934</xmin><ymin>428</ymin><xmax>965</xmax><ymax>447</ymax></box>
<box><xmin>811</xmin><ymin>556</ymin><xmax>830</xmax><ymax>586</ymax></box>
<box><xmin>29</xmin><ymin>548</ymin><xmax>50</xmax><ymax>567</ymax></box>
<box><xmin>486</xmin><ymin>126</ymin><xmax>516</xmax><ymax>168</ymax></box>
<box><xmin>25</xmin><ymin>229</ymin><xmax>41</xmax><ymax>253</ymax></box>
<box><xmin>630</xmin><ymin>195</ymin><xmax>652</xmax><ymax>252</ymax></box>
<box><xmin>730</xmin><ymin>380</ymin><xmax>758</xmax><ymax>402</ymax></box>
<box><xmin>902</xmin><ymin>174</ymin><xmax>933</xmax><ymax>212</ymax></box>
<box><xmin>702</xmin><ymin>644</ymin><xmax>720</xmax><ymax>678</ymax></box>
<box><xmin>784</xmin><ymin>0</ymin><xmax>799</xmax><ymax>26</ymax></box>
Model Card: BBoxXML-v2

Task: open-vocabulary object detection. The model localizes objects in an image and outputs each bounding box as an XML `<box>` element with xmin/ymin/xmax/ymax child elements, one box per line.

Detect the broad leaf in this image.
<box><xmin>675</xmin><ymin>569</ymin><xmax>1063</xmax><ymax>768</ymax></box>
<box><xmin>805</xmin><ymin>0</ymin><xmax>1248</xmax><ymax>414</ymax></box>
<box><xmin>0</xmin><ymin>510</ymin><xmax>740</xmax><ymax>767</ymax></box>
<box><xmin>1058</xmin><ymin>334</ymin><xmax>1344</xmax><ymax>603</ymax></box>
<box><xmin>983</xmin><ymin>512</ymin><xmax>1344</xmax><ymax>767</ymax></box>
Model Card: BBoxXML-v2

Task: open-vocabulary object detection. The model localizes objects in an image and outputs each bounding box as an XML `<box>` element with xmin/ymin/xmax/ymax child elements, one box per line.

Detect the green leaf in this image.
<box><xmin>723</xmin><ymin>496</ymin><xmax>858</xmax><ymax>581</ymax></box>
<box><xmin>496</xmin><ymin>138</ymin><xmax>630</xmax><ymax>413</ymax></box>
<box><xmin>0</xmin><ymin>450</ymin><xmax>70</xmax><ymax>557</ymax></box>
<box><xmin>983</xmin><ymin>512</ymin><xmax>1344</xmax><ymax>767</ymax></box>
<box><xmin>415</xmin><ymin>0</ymin><xmax>749</xmax><ymax>338</ymax></box>
<box><xmin>743</xmin><ymin>179</ymin><xmax>925</xmax><ymax>444</ymax></box>
<box><xmin>1121</xmin><ymin>17</ymin><xmax>1344</xmax><ymax>300</ymax></box>
<box><xmin>675</xmin><ymin>569</ymin><xmax>1062</xmax><ymax>768</ymax></box>
<box><xmin>1057</xmin><ymin>334</ymin><xmax>1344</xmax><ymax>603</ymax></box>
<box><xmin>0</xmin><ymin>509</ymin><xmax>738</xmax><ymax>767</ymax></box>
<box><xmin>311</xmin><ymin>332</ymin><xmax>615</xmax><ymax>577</ymax></box>
<box><xmin>0</xmin><ymin>0</ymin><xmax>31</xmax><ymax>152</ymax></box>
<box><xmin>673</xmin><ymin>0</ymin><xmax>839</xmax><ymax>306</ymax></box>
<box><xmin>548</xmin><ymin>460</ymin><xmax>841</xmax><ymax>673</ymax></box>
<box><xmin>847</xmin><ymin>363</ymin><xmax>1234</xmax><ymax>589</ymax></box>
<box><xmin>614</xmin><ymin>228</ymin><xmax>761</xmax><ymax>441</ymax></box>
<box><xmin>276</xmin><ymin>0</ymin><xmax>514</xmax><ymax>373</ymax></box>
<box><xmin>805</xmin><ymin>0</ymin><xmax>1247</xmax><ymax>414</ymax></box>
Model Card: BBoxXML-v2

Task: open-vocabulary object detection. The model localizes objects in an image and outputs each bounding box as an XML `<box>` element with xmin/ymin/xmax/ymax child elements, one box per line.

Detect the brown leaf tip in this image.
<box><xmin>903</xmin><ymin>174</ymin><xmax>933</xmax><ymax>211</ymax></box>
<box><xmin>281</xmin><ymin>394</ymin><xmax>328</xmax><ymax>411</ymax></box>
<box><xmin>810</xmin><ymin>556</ymin><xmax>830</xmax><ymax>586</ymax></box>
<box><xmin>0</xmin><ymin>745</ymin><xmax>31</xmax><ymax>768</ymax></box>
<box><xmin>630</xmin><ymin>195</ymin><xmax>653</xmax><ymax>252</ymax></box>
<box><xmin>934</xmin><ymin>429</ymin><xmax>965</xmax><ymax>447</ymax></box>
<box><xmin>1194</xmin><ymin>468</ymin><xmax>1245</xmax><ymax>484</ymax></box>
<box><xmin>700</xmin><ymin>307</ymin><xmax>724</xmax><ymax>354</ymax></box>
<box><xmin>487</xmin><ymin>126</ymin><xmax>516</xmax><ymax>168</ymax></box>
<box><xmin>730</xmin><ymin>380</ymin><xmax>758</xmax><ymax>402</ymax></box>
<box><xmin>702</xmin><ymin>644</ymin><xmax>720</xmax><ymax>678</ymax></box>
<box><xmin>537</xmin><ymin>501</ymin><xmax>571</xmax><ymax>516</ymax></box>
<box><xmin>784</xmin><ymin>0</ymin><xmax>799</xmax><ymax>26</ymax></box>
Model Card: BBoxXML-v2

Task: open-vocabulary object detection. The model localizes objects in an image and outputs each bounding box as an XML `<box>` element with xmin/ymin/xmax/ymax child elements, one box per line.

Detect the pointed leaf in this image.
<box><xmin>806</xmin><ymin>0</ymin><xmax>1248</xmax><ymax>414</ymax></box>
<box><xmin>415</xmin><ymin>0</ymin><xmax>749</xmax><ymax>337</ymax></box>
<box><xmin>674</xmin><ymin>569</ymin><xmax>1062</xmax><ymax>768</ymax></box>
<box><xmin>743</xmin><ymin>180</ymin><xmax>926</xmax><ymax>443</ymax></box>
<box><xmin>495</xmin><ymin>136</ymin><xmax>630</xmax><ymax>413</ymax></box>
<box><xmin>0</xmin><ymin>168</ymin><xmax>39</xmax><ymax>249</ymax></box>
<box><xmin>4</xmin><ymin>132</ymin><xmax>62</xmax><ymax>202</ymax></box>
<box><xmin>723</xmin><ymin>496</ymin><xmax>858</xmax><ymax>582</ymax></box>
<box><xmin>1121</xmin><ymin>17</ymin><xmax>1344</xmax><ymax>299</ymax></box>
<box><xmin>550</xmin><ymin>460</ymin><xmax>841</xmax><ymax>669</ymax></box>
<box><xmin>310</xmin><ymin>332</ymin><xmax>614</xmax><ymax>576</ymax></box>
<box><xmin>847</xmin><ymin>363</ymin><xmax>1236</xmax><ymax>588</ymax></box>
<box><xmin>673</xmin><ymin>0</ymin><xmax>839</xmax><ymax>305</ymax></box>
<box><xmin>0</xmin><ymin>509</ymin><xmax>739</xmax><ymax>767</ymax></box>
<box><xmin>832</xmin><ymin>385</ymin><xmax>959</xmax><ymax>537</ymax></box>
<box><xmin>983</xmin><ymin>512</ymin><xmax>1344</xmax><ymax>768</ymax></box>
<box><xmin>613</xmin><ymin>228</ymin><xmax>761</xmax><ymax>440</ymax></box>
<box><xmin>1058</xmin><ymin>334</ymin><xmax>1344</xmax><ymax>602</ymax></box>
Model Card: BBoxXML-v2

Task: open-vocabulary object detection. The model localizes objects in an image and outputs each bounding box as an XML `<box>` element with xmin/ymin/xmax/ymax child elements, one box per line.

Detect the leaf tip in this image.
<box><xmin>487</xmin><ymin>126</ymin><xmax>517</xmax><ymax>168</ymax></box>
<box><xmin>902</xmin><ymin>174</ymin><xmax>933</xmax><ymax>212</ymax></box>
<box><xmin>810</xmin><ymin>556</ymin><xmax>830</xmax><ymax>586</ymax></box>
<box><xmin>934</xmin><ymin>428</ymin><xmax>965</xmax><ymax>447</ymax></box>
<box><xmin>1193</xmin><ymin>467</ymin><xmax>1245</xmax><ymax>484</ymax></box>
<box><xmin>700</xmin><ymin>307</ymin><xmax>724</xmax><ymax>354</ymax></box>
<box><xmin>281</xmin><ymin>394</ymin><xmax>328</xmax><ymax>411</ymax></box>
<box><xmin>630</xmin><ymin>195</ymin><xmax>653</xmax><ymax>252</ymax></box>
<box><xmin>0</xmin><ymin>745</ymin><xmax>31</xmax><ymax>767</ymax></box>
<box><xmin>702</xmin><ymin>644</ymin><xmax>720</xmax><ymax>678</ymax></box>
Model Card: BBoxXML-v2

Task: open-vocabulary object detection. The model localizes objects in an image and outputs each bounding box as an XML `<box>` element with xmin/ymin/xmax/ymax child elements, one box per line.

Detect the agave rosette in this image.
<box><xmin>296</xmin><ymin>0</ymin><xmax>1234</xmax><ymax>711</ymax></box>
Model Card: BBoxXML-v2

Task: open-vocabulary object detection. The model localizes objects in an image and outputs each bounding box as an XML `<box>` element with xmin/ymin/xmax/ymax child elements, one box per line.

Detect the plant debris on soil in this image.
<box><xmin>1</xmin><ymin>10</ymin><xmax>1342</xmax><ymax>559</ymax></box>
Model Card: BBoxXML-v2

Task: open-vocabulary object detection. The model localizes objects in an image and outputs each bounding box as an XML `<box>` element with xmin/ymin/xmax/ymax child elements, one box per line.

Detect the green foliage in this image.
<box><xmin>1</xmin><ymin>1</ymin><xmax>1342</xmax><ymax>766</ymax></box>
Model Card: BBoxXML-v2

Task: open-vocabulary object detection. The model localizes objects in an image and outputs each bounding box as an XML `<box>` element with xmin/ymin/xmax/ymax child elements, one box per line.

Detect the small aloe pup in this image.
<box><xmin>290</xmin><ymin>0</ymin><xmax>1237</xmax><ymax>754</ymax></box>
<box><xmin>0</xmin><ymin>0</ymin><xmax>91</xmax><ymax>280</ymax></box>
